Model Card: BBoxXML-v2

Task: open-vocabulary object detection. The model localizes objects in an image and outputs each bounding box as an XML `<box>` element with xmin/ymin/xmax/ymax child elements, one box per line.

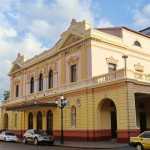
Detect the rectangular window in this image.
<box><xmin>16</xmin><ymin>85</ymin><xmax>19</xmax><ymax>97</ymax></box>
<box><xmin>14</xmin><ymin>113</ymin><xmax>17</xmax><ymax>128</ymax></box>
<box><xmin>108</xmin><ymin>63</ymin><xmax>116</xmax><ymax>73</ymax></box>
<box><xmin>71</xmin><ymin>65</ymin><xmax>76</xmax><ymax>82</ymax></box>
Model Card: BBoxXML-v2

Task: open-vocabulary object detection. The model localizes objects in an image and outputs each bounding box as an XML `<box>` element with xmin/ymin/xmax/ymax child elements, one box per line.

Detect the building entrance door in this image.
<box><xmin>111</xmin><ymin>111</ymin><xmax>117</xmax><ymax>138</ymax></box>
<box><xmin>140</xmin><ymin>112</ymin><xmax>147</xmax><ymax>133</ymax></box>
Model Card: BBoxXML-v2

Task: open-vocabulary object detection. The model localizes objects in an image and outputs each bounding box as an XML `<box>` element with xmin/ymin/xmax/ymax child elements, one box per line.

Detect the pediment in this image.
<box><xmin>8</xmin><ymin>63</ymin><xmax>22</xmax><ymax>75</ymax></box>
<box><xmin>106</xmin><ymin>56</ymin><xmax>118</xmax><ymax>64</ymax></box>
<box><xmin>60</xmin><ymin>34</ymin><xmax>83</xmax><ymax>49</ymax></box>
<box><xmin>67</xmin><ymin>56</ymin><xmax>79</xmax><ymax>65</ymax></box>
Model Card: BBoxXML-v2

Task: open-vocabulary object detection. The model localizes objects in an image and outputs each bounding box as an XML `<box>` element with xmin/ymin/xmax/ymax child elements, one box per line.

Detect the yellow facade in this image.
<box><xmin>0</xmin><ymin>19</ymin><xmax>150</xmax><ymax>143</ymax></box>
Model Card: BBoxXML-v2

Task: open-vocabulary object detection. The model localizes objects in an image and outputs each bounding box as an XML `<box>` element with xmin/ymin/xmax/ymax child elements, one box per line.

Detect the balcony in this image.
<box><xmin>2</xmin><ymin>68</ymin><xmax>150</xmax><ymax>106</ymax></box>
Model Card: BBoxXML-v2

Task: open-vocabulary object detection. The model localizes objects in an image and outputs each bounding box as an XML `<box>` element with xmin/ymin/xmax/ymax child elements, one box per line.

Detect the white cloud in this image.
<box><xmin>96</xmin><ymin>18</ymin><xmax>114</xmax><ymax>28</ymax></box>
<box><xmin>0</xmin><ymin>0</ymin><xmax>113</xmax><ymax>100</ymax></box>
<box><xmin>133</xmin><ymin>4</ymin><xmax>150</xmax><ymax>29</ymax></box>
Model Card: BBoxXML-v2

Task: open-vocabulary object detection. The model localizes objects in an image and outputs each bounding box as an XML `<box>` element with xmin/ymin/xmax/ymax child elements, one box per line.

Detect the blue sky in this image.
<box><xmin>0</xmin><ymin>0</ymin><xmax>150</xmax><ymax>101</ymax></box>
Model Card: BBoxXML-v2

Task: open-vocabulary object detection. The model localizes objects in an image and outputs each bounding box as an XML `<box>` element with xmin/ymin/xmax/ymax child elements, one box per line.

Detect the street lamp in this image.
<box><xmin>122</xmin><ymin>54</ymin><xmax>128</xmax><ymax>77</ymax></box>
<box><xmin>54</xmin><ymin>95</ymin><xmax>68</xmax><ymax>144</ymax></box>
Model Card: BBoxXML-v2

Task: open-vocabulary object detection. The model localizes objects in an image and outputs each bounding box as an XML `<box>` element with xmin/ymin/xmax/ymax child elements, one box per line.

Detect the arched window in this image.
<box><xmin>71</xmin><ymin>65</ymin><xmax>76</xmax><ymax>82</ymax></box>
<box><xmin>30</xmin><ymin>77</ymin><xmax>34</xmax><ymax>93</ymax></box>
<box><xmin>28</xmin><ymin>112</ymin><xmax>33</xmax><ymax>129</ymax></box>
<box><xmin>15</xmin><ymin>85</ymin><xmax>19</xmax><ymax>97</ymax></box>
<box><xmin>134</xmin><ymin>40</ymin><xmax>141</xmax><ymax>47</ymax></box>
<box><xmin>39</xmin><ymin>73</ymin><xmax>43</xmax><ymax>91</ymax></box>
<box><xmin>37</xmin><ymin>111</ymin><xmax>42</xmax><ymax>130</ymax></box>
<box><xmin>47</xmin><ymin>110</ymin><xmax>53</xmax><ymax>135</ymax></box>
<box><xmin>48</xmin><ymin>70</ymin><xmax>53</xmax><ymax>89</ymax></box>
<box><xmin>71</xmin><ymin>106</ymin><xmax>76</xmax><ymax>128</ymax></box>
<box><xmin>4</xmin><ymin>113</ymin><xmax>8</xmax><ymax>130</ymax></box>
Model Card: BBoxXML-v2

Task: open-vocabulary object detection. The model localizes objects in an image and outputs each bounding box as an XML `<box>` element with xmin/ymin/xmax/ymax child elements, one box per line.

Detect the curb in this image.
<box><xmin>19</xmin><ymin>139</ymin><xmax>130</xmax><ymax>149</ymax></box>
<box><xmin>54</xmin><ymin>144</ymin><xmax>130</xmax><ymax>149</ymax></box>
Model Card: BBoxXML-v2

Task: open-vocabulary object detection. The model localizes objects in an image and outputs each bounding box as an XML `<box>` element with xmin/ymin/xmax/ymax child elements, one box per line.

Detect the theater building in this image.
<box><xmin>1</xmin><ymin>19</ymin><xmax>150</xmax><ymax>143</ymax></box>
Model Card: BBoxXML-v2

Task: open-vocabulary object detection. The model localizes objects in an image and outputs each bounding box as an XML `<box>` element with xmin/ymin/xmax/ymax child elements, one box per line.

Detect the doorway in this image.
<box><xmin>100</xmin><ymin>99</ymin><xmax>117</xmax><ymax>139</ymax></box>
<box><xmin>140</xmin><ymin>112</ymin><xmax>147</xmax><ymax>133</ymax></box>
<box><xmin>111</xmin><ymin>111</ymin><xmax>117</xmax><ymax>138</ymax></box>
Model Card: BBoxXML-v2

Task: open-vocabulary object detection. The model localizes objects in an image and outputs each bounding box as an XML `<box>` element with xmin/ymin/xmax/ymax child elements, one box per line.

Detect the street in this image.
<box><xmin>0</xmin><ymin>141</ymin><xmax>135</xmax><ymax>150</ymax></box>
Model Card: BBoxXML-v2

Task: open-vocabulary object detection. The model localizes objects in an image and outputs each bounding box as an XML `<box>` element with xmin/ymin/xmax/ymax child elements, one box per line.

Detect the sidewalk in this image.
<box><xmin>54</xmin><ymin>140</ymin><xmax>131</xmax><ymax>149</ymax></box>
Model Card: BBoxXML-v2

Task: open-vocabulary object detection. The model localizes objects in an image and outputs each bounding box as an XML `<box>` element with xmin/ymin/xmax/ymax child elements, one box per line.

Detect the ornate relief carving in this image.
<box><xmin>134</xmin><ymin>63</ymin><xmax>144</xmax><ymax>72</ymax></box>
<box><xmin>67</xmin><ymin>56</ymin><xmax>79</xmax><ymax>66</ymax></box>
<box><xmin>38</xmin><ymin>69</ymin><xmax>43</xmax><ymax>76</ymax></box>
<box><xmin>14</xmin><ymin>79</ymin><xmax>20</xmax><ymax>85</ymax></box>
<box><xmin>48</xmin><ymin>61</ymin><xmax>58</xmax><ymax>73</ymax></box>
<box><xmin>12</xmin><ymin>65</ymin><xmax>21</xmax><ymax>73</ymax></box>
<box><xmin>106</xmin><ymin>56</ymin><xmax>118</xmax><ymax>64</ymax></box>
<box><xmin>26</xmin><ymin>72</ymin><xmax>30</xmax><ymax>82</ymax></box>
<box><xmin>70</xmin><ymin>19</ymin><xmax>77</xmax><ymax>27</ymax></box>
<box><xmin>54</xmin><ymin>61</ymin><xmax>57</xmax><ymax>72</ymax></box>
<box><xmin>76</xmin><ymin>99</ymin><xmax>81</xmax><ymax>107</ymax></box>
<box><xmin>34</xmin><ymin>69</ymin><xmax>38</xmax><ymax>79</ymax></box>
<box><xmin>43</xmin><ymin>65</ymin><xmax>47</xmax><ymax>76</ymax></box>
<box><xmin>30</xmin><ymin>73</ymin><xmax>34</xmax><ymax>78</ymax></box>
<box><xmin>61</xmin><ymin>34</ymin><xmax>82</xmax><ymax>49</ymax></box>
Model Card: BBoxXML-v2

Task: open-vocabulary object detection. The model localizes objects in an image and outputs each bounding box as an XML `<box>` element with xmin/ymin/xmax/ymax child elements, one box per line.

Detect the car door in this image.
<box><xmin>1</xmin><ymin>132</ymin><xmax>5</xmax><ymax>141</ymax></box>
<box><xmin>30</xmin><ymin>130</ymin><xmax>35</xmax><ymax>142</ymax></box>
<box><xmin>26</xmin><ymin>130</ymin><xmax>33</xmax><ymax>141</ymax></box>
<box><xmin>0</xmin><ymin>132</ymin><xmax>2</xmax><ymax>140</ymax></box>
<box><xmin>139</xmin><ymin>132</ymin><xmax>150</xmax><ymax>149</ymax></box>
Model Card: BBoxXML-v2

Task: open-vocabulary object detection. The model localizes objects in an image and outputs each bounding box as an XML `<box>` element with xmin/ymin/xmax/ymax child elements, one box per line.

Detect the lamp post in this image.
<box><xmin>122</xmin><ymin>54</ymin><xmax>128</xmax><ymax>77</ymax></box>
<box><xmin>54</xmin><ymin>95</ymin><xmax>68</xmax><ymax>144</ymax></box>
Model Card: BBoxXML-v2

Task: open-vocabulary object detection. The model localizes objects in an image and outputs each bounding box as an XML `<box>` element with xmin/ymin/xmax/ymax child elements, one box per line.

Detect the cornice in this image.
<box><xmin>9</xmin><ymin>38</ymin><xmax>90</xmax><ymax>76</ymax></box>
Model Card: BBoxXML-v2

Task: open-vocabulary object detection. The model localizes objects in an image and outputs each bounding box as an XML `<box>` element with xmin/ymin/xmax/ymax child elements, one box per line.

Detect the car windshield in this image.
<box><xmin>34</xmin><ymin>130</ymin><xmax>47</xmax><ymax>135</ymax></box>
<box><xmin>5</xmin><ymin>132</ymin><xmax>15</xmax><ymax>136</ymax></box>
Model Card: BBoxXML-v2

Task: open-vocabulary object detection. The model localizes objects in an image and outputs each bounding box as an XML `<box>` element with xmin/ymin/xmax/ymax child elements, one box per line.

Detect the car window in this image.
<box><xmin>5</xmin><ymin>132</ymin><xmax>15</xmax><ymax>136</ymax></box>
<box><xmin>140</xmin><ymin>132</ymin><xmax>150</xmax><ymax>138</ymax></box>
<box><xmin>34</xmin><ymin>130</ymin><xmax>40</xmax><ymax>134</ymax></box>
<box><xmin>34</xmin><ymin>130</ymin><xmax>47</xmax><ymax>135</ymax></box>
<box><xmin>39</xmin><ymin>131</ymin><xmax>47</xmax><ymax>135</ymax></box>
<box><xmin>2</xmin><ymin>132</ymin><xmax>5</xmax><ymax>135</ymax></box>
<box><xmin>28</xmin><ymin>130</ymin><xmax>33</xmax><ymax>134</ymax></box>
<box><xmin>27</xmin><ymin>130</ymin><xmax>32</xmax><ymax>134</ymax></box>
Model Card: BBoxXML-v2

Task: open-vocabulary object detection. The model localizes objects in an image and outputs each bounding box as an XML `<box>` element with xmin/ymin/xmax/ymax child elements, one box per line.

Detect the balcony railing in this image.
<box><xmin>2</xmin><ymin>68</ymin><xmax>150</xmax><ymax>105</ymax></box>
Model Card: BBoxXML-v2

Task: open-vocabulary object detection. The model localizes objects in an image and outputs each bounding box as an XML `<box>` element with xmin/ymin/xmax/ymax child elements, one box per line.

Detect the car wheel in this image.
<box><xmin>34</xmin><ymin>138</ymin><xmax>38</xmax><ymax>145</ymax></box>
<box><xmin>136</xmin><ymin>143</ymin><xmax>143</xmax><ymax>150</ymax></box>
<box><xmin>23</xmin><ymin>137</ymin><xmax>28</xmax><ymax>144</ymax></box>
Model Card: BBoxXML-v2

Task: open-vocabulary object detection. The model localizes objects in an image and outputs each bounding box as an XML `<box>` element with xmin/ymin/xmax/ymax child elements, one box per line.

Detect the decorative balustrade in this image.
<box><xmin>2</xmin><ymin>69</ymin><xmax>150</xmax><ymax>106</ymax></box>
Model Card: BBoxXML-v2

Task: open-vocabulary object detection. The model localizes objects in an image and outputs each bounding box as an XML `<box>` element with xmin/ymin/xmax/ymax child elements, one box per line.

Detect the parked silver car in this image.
<box><xmin>23</xmin><ymin>129</ymin><xmax>54</xmax><ymax>145</ymax></box>
<box><xmin>0</xmin><ymin>131</ymin><xmax>18</xmax><ymax>142</ymax></box>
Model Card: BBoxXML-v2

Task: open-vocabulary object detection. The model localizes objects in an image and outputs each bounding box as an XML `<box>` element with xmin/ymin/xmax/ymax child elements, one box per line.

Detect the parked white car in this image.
<box><xmin>0</xmin><ymin>131</ymin><xmax>18</xmax><ymax>142</ymax></box>
<box><xmin>23</xmin><ymin>129</ymin><xmax>54</xmax><ymax>145</ymax></box>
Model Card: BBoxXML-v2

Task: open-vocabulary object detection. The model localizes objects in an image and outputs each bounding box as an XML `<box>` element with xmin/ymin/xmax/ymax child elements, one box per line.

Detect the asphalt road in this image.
<box><xmin>0</xmin><ymin>141</ymin><xmax>135</xmax><ymax>150</ymax></box>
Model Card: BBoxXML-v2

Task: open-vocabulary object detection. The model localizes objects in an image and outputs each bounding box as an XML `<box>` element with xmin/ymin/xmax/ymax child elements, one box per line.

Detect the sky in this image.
<box><xmin>0</xmin><ymin>0</ymin><xmax>150</xmax><ymax>101</ymax></box>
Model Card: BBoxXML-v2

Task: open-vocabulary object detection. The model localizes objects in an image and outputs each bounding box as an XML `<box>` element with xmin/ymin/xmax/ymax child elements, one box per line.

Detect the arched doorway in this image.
<box><xmin>37</xmin><ymin>111</ymin><xmax>42</xmax><ymax>130</ymax></box>
<box><xmin>47</xmin><ymin>110</ymin><xmax>53</xmax><ymax>135</ymax></box>
<box><xmin>3</xmin><ymin>113</ymin><xmax>8</xmax><ymax>130</ymax></box>
<box><xmin>99</xmin><ymin>99</ymin><xmax>117</xmax><ymax>139</ymax></box>
<box><xmin>28</xmin><ymin>112</ymin><xmax>33</xmax><ymax>129</ymax></box>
